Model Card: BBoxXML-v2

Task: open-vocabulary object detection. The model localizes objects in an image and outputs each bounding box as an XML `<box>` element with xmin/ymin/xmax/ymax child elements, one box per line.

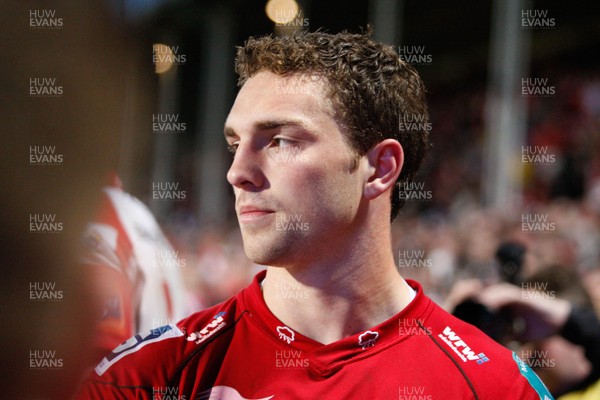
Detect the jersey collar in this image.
<box><xmin>241</xmin><ymin>270</ymin><xmax>434</xmax><ymax>377</ymax></box>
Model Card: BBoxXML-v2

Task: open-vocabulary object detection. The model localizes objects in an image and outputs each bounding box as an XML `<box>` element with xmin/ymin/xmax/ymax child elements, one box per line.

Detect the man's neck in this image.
<box><xmin>261</xmin><ymin>230</ymin><xmax>413</xmax><ymax>345</ymax></box>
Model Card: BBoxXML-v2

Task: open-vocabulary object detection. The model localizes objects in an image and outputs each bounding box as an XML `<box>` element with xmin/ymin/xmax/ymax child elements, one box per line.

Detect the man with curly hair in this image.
<box><xmin>77</xmin><ymin>30</ymin><xmax>553</xmax><ymax>399</ymax></box>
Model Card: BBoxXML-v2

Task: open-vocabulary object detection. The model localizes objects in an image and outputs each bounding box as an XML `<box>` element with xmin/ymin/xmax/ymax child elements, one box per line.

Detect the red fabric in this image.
<box><xmin>76</xmin><ymin>271</ymin><xmax>550</xmax><ymax>399</ymax></box>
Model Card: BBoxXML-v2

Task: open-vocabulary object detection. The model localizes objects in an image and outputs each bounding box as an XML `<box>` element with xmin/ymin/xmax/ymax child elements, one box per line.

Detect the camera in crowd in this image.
<box><xmin>452</xmin><ymin>241</ymin><xmax>527</xmax><ymax>344</ymax></box>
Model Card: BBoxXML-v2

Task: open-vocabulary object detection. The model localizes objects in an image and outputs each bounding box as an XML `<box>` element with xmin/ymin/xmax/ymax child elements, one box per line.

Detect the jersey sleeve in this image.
<box><xmin>510</xmin><ymin>352</ymin><xmax>555</xmax><ymax>400</ymax></box>
<box><xmin>427</xmin><ymin>302</ymin><xmax>555</xmax><ymax>400</ymax></box>
<box><xmin>75</xmin><ymin>299</ymin><xmax>238</xmax><ymax>400</ymax></box>
<box><xmin>75</xmin><ymin>324</ymin><xmax>187</xmax><ymax>399</ymax></box>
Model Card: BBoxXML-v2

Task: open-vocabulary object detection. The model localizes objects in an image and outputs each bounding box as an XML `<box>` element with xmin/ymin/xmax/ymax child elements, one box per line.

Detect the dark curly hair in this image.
<box><xmin>235</xmin><ymin>29</ymin><xmax>431</xmax><ymax>221</ymax></box>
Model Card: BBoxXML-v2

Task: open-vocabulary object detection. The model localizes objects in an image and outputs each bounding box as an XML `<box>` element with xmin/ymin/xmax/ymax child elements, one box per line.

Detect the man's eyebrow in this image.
<box><xmin>224</xmin><ymin>118</ymin><xmax>316</xmax><ymax>139</ymax></box>
<box><xmin>254</xmin><ymin>119</ymin><xmax>310</xmax><ymax>131</ymax></box>
<box><xmin>224</xmin><ymin>126</ymin><xmax>236</xmax><ymax>139</ymax></box>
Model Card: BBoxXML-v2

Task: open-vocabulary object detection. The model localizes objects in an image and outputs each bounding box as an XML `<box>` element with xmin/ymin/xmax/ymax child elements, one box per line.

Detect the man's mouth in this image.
<box><xmin>238</xmin><ymin>205</ymin><xmax>275</xmax><ymax>223</ymax></box>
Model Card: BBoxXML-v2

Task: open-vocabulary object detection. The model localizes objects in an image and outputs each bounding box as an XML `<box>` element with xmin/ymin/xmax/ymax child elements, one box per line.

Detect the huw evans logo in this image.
<box><xmin>521</xmin><ymin>282</ymin><xmax>556</xmax><ymax>300</ymax></box>
<box><xmin>153</xmin><ymin>249</ymin><xmax>186</xmax><ymax>269</ymax></box>
<box><xmin>521</xmin><ymin>214</ymin><xmax>556</xmax><ymax>233</ymax></box>
<box><xmin>520</xmin><ymin>349</ymin><xmax>556</xmax><ymax>370</ymax></box>
<box><xmin>399</xmin><ymin>113</ymin><xmax>432</xmax><ymax>132</ymax></box>
<box><xmin>152</xmin><ymin>182</ymin><xmax>187</xmax><ymax>201</ymax></box>
<box><xmin>152</xmin><ymin>44</ymin><xmax>187</xmax><ymax>65</ymax></box>
<box><xmin>275</xmin><ymin>349</ymin><xmax>309</xmax><ymax>369</ymax></box>
<box><xmin>398</xmin><ymin>250</ymin><xmax>432</xmax><ymax>269</ymax></box>
<box><xmin>29</xmin><ymin>145</ymin><xmax>63</xmax><ymax>166</ymax></box>
<box><xmin>275</xmin><ymin>213</ymin><xmax>309</xmax><ymax>231</ymax></box>
<box><xmin>521</xmin><ymin>146</ymin><xmax>555</xmax><ymax>164</ymax></box>
<box><xmin>29</xmin><ymin>10</ymin><xmax>63</xmax><ymax>29</ymax></box>
<box><xmin>274</xmin><ymin>147</ymin><xmax>310</xmax><ymax>163</ymax></box>
<box><xmin>29</xmin><ymin>77</ymin><xmax>63</xmax><ymax>97</ymax></box>
<box><xmin>398</xmin><ymin>45</ymin><xmax>432</xmax><ymax>66</ymax></box>
<box><xmin>521</xmin><ymin>9</ymin><xmax>556</xmax><ymax>29</ymax></box>
<box><xmin>398</xmin><ymin>386</ymin><xmax>432</xmax><ymax>400</ymax></box>
<box><xmin>522</xmin><ymin>78</ymin><xmax>556</xmax><ymax>97</ymax></box>
<box><xmin>438</xmin><ymin>326</ymin><xmax>489</xmax><ymax>364</ymax></box>
<box><xmin>398</xmin><ymin>181</ymin><xmax>432</xmax><ymax>202</ymax></box>
<box><xmin>29</xmin><ymin>281</ymin><xmax>63</xmax><ymax>301</ymax></box>
<box><xmin>275</xmin><ymin>74</ymin><xmax>320</xmax><ymax>96</ymax></box>
<box><xmin>29</xmin><ymin>350</ymin><xmax>63</xmax><ymax>369</ymax></box>
<box><xmin>275</xmin><ymin>281</ymin><xmax>309</xmax><ymax>300</ymax></box>
<box><xmin>152</xmin><ymin>114</ymin><xmax>187</xmax><ymax>134</ymax></box>
<box><xmin>152</xmin><ymin>386</ymin><xmax>187</xmax><ymax>400</ymax></box>
<box><xmin>274</xmin><ymin>9</ymin><xmax>309</xmax><ymax>27</ymax></box>
<box><xmin>29</xmin><ymin>214</ymin><xmax>63</xmax><ymax>233</ymax></box>
<box><xmin>398</xmin><ymin>318</ymin><xmax>432</xmax><ymax>336</ymax></box>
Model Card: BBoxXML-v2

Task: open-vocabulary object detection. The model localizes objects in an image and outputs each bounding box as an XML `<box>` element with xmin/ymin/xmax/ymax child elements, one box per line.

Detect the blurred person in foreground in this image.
<box><xmin>77</xmin><ymin>30</ymin><xmax>552</xmax><ymax>399</ymax></box>
<box><xmin>81</xmin><ymin>175</ymin><xmax>190</xmax><ymax>361</ymax></box>
<box><xmin>1</xmin><ymin>0</ymin><xmax>132</xmax><ymax>398</ymax></box>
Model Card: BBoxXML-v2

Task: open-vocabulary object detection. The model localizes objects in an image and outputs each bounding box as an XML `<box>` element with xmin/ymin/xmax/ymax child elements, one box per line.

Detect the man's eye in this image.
<box><xmin>226</xmin><ymin>143</ymin><xmax>238</xmax><ymax>154</ymax></box>
<box><xmin>271</xmin><ymin>137</ymin><xmax>294</xmax><ymax>148</ymax></box>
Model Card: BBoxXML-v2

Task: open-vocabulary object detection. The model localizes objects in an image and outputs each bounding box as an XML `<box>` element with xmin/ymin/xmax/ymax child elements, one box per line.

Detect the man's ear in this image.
<box><xmin>363</xmin><ymin>139</ymin><xmax>404</xmax><ymax>200</ymax></box>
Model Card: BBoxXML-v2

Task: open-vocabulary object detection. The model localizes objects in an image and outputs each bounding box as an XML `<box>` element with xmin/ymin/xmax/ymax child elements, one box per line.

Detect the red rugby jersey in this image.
<box><xmin>76</xmin><ymin>271</ymin><xmax>553</xmax><ymax>399</ymax></box>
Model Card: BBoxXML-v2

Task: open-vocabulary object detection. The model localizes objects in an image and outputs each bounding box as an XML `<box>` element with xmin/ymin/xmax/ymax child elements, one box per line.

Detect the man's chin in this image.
<box><xmin>242</xmin><ymin>240</ymin><xmax>288</xmax><ymax>267</ymax></box>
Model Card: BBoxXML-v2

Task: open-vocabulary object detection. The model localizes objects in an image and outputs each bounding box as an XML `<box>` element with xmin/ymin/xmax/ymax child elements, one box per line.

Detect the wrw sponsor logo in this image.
<box><xmin>186</xmin><ymin>312</ymin><xmax>227</xmax><ymax>345</ymax></box>
<box><xmin>438</xmin><ymin>326</ymin><xmax>489</xmax><ymax>364</ymax></box>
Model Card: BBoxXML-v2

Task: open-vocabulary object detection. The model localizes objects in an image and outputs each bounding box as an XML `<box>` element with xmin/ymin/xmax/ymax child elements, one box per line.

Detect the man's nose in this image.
<box><xmin>226</xmin><ymin>143</ymin><xmax>265</xmax><ymax>190</ymax></box>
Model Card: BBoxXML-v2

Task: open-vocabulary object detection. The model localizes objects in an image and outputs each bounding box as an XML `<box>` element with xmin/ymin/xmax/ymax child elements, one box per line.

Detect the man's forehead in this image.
<box><xmin>226</xmin><ymin>70</ymin><xmax>335</xmax><ymax>128</ymax></box>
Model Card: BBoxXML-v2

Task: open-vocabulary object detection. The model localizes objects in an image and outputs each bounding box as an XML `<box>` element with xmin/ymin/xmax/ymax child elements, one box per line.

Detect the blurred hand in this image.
<box><xmin>476</xmin><ymin>283</ymin><xmax>571</xmax><ymax>341</ymax></box>
<box><xmin>443</xmin><ymin>279</ymin><xmax>484</xmax><ymax>312</ymax></box>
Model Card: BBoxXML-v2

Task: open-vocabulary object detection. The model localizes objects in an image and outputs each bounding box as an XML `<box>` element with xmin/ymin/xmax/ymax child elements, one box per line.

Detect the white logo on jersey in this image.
<box><xmin>187</xmin><ymin>312</ymin><xmax>227</xmax><ymax>345</ymax></box>
<box><xmin>358</xmin><ymin>331</ymin><xmax>379</xmax><ymax>349</ymax></box>
<box><xmin>276</xmin><ymin>326</ymin><xmax>295</xmax><ymax>344</ymax></box>
<box><xmin>197</xmin><ymin>385</ymin><xmax>273</xmax><ymax>400</ymax></box>
<box><xmin>438</xmin><ymin>326</ymin><xmax>489</xmax><ymax>364</ymax></box>
<box><xmin>95</xmin><ymin>324</ymin><xmax>184</xmax><ymax>376</ymax></box>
